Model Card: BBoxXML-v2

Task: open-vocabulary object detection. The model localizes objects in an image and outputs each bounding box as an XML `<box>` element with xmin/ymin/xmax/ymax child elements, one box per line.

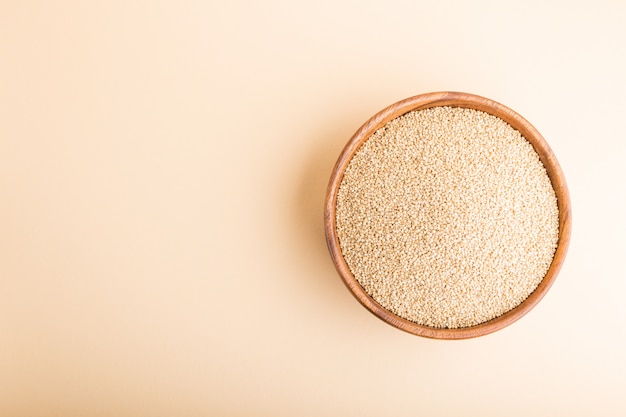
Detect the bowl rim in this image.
<box><xmin>324</xmin><ymin>91</ymin><xmax>572</xmax><ymax>339</ymax></box>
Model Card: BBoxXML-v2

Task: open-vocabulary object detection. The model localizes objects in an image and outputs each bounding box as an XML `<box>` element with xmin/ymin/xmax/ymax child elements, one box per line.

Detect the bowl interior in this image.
<box><xmin>324</xmin><ymin>92</ymin><xmax>571</xmax><ymax>339</ymax></box>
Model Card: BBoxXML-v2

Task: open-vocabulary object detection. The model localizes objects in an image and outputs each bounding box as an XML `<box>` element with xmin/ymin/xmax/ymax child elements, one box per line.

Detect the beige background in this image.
<box><xmin>1</xmin><ymin>1</ymin><xmax>625</xmax><ymax>416</ymax></box>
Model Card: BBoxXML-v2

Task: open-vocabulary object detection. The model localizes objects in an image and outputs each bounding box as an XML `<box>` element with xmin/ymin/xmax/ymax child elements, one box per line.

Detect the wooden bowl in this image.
<box><xmin>324</xmin><ymin>92</ymin><xmax>571</xmax><ymax>339</ymax></box>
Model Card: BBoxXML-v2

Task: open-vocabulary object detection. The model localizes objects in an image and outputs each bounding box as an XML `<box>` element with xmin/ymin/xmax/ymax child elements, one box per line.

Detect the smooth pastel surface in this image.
<box><xmin>1</xmin><ymin>1</ymin><xmax>625</xmax><ymax>416</ymax></box>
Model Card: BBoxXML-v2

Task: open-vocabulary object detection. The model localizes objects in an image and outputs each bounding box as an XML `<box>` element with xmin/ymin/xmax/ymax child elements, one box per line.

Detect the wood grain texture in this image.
<box><xmin>324</xmin><ymin>91</ymin><xmax>571</xmax><ymax>339</ymax></box>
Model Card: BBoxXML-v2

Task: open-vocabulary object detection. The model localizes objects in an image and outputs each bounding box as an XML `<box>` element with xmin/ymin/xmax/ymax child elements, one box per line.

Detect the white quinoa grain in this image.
<box><xmin>336</xmin><ymin>106</ymin><xmax>559</xmax><ymax>328</ymax></box>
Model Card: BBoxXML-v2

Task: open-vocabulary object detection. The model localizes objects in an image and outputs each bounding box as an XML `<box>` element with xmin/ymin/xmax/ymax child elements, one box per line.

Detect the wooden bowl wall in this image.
<box><xmin>324</xmin><ymin>92</ymin><xmax>571</xmax><ymax>339</ymax></box>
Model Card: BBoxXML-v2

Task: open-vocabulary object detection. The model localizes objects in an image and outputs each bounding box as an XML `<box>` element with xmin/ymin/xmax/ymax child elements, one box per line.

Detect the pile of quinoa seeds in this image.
<box><xmin>335</xmin><ymin>106</ymin><xmax>559</xmax><ymax>329</ymax></box>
